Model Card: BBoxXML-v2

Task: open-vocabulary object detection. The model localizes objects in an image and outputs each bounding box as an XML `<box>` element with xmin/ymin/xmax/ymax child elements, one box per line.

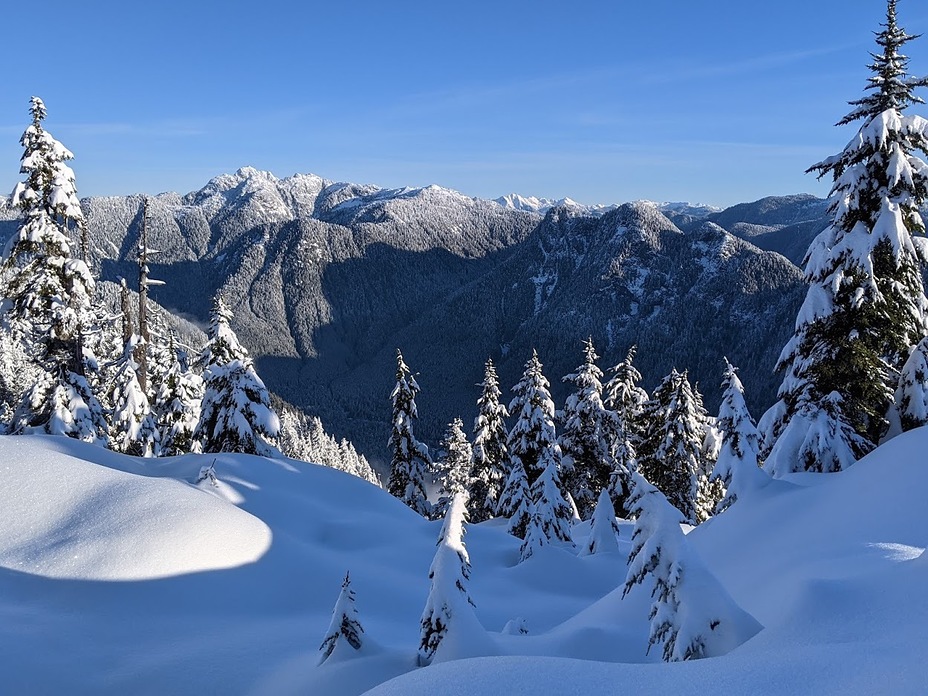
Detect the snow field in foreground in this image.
<box><xmin>0</xmin><ymin>430</ymin><xmax>926</xmax><ymax>694</ymax></box>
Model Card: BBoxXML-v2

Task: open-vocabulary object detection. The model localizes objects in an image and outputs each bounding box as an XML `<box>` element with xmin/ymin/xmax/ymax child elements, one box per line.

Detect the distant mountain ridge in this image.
<box><xmin>493</xmin><ymin>192</ymin><xmax>721</xmax><ymax>222</ymax></box>
<box><xmin>0</xmin><ymin>170</ymin><xmax>823</xmax><ymax>468</ymax></box>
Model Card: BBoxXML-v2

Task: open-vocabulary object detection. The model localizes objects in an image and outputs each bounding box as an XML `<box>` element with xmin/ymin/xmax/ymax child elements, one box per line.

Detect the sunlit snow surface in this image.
<box><xmin>0</xmin><ymin>437</ymin><xmax>270</xmax><ymax>580</ymax></box>
<box><xmin>1</xmin><ymin>429</ymin><xmax>927</xmax><ymax>693</ymax></box>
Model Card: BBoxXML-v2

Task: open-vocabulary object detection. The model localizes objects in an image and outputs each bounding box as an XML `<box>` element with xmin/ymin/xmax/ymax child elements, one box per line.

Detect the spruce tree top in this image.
<box><xmin>839</xmin><ymin>0</ymin><xmax>928</xmax><ymax>126</ymax></box>
<box><xmin>10</xmin><ymin>97</ymin><xmax>85</xmax><ymax>233</ymax></box>
<box><xmin>392</xmin><ymin>349</ymin><xmax>420</xmax><ymax>419</ymax></box>
<box><xmin>508</xmin><ymin>349</ymin><xmax>560</xmax><ymax>483</ymax></box>
<box><xmin>438</xmin><ymin>417</ymin><xmax>472</xmax><ymax>499</ymax></box>
<box><xmin>604</xmin><ymin>345</ymin><xmax>648</xmax><ymax>415</ymax></box>
<box><xmin>808</xmin><ymin>0</ymin><xmax>928</xmax><ymax>235</ymax></box>
<box><xmin>563</xmin><ymin>338</ymin><xmax>604</xmax><ymax>410</ymax></box>
<box><xmin>560</xmin><ymin>338</ymin><xmax>607</xmax><ymax>463</ymax></box>
<box><xmin>716</xmin><ymin>358</ymin><xmax>757</xmax><ymax>457</ymax></box>
<box><xmin>201</xmin><ymin>295</ymin><xmax>249</xmax><ymax>367</ymax></box>
<box><xmin>474</xmin><ymin>358</ymin><xmax>507</xmax><ymax>423</ymax></box>
<box><xmin>472</xmin><ymin>357</ymin><xmax>509</xmax><ymax>463</ymax></box>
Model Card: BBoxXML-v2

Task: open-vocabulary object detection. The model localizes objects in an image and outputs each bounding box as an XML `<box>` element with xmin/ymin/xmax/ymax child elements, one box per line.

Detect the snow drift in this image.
<box><xmin>0</xmin><ymin>426</ymin><xmax>926</xmax><ymax>694</ymax></box>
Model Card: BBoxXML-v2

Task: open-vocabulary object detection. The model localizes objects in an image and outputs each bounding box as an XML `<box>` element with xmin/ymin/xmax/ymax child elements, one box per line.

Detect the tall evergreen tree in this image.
<box><xmin>602</xmin><ymin>345</ymin><xmax>648</xmax><ymax>516</ymax></box>
<box><xmin>155</xmin><ymin>332</ymin><xmax>204</xmax><ymax>456</ymax></box>
<box><xmin>637</xmin><ymin>369</ymin><xmax>708</xmax><ymax>525</ymax></box>
<box><xmin>418</xmin><ymin>494</ymin><xmax>478</xmax><ymax>666</ymax></box>
<box><xmin>469</xmin><ymin>358</ymin><xmax>509</xmax><ymax>523</ymax></box>
<box><xmin>498</xmin><ymin>457</ymin><xmax>532</xmax><ymax>539</ymax></box>
<box><xmin>761</xmin><ymin>0</ymin><xmax>928</xmax><ymax>472</ymax></box>
<box><xmin>145</xmin><ymin>320</ymin><xmax>174</xmax><ymax>407</ymax></box>
<box><xmin>528</xmin><ymin>446</ymin><xmax>575</xmax><ymax>547</ymax></box>
<box><xmin>194</xmin><ymin>295</ymin><xmax>280</xmax><ymax>456</ymax></box>
<box><xmin>507</xmin><ymin>350</ymin><xmax>561</xmax><ymax>485</ymax></box>
<box><xmin>603</xmin><ymin>345</ymin><xmax>649</xmax><ymax>434</ymax></box>
<box><xmin>559</xmin><ymin>338</ymin><xmax>614</xmax><ymax>520</ymax></box>
<box><xmin>387</xmin><ymin>349</ymin><xmax>431</xmax><ymax>517</ymax></box>
<box><xmin>108</xmin><ymin>334</ymin><xmax>160</xmax><ymax>457</ymax></box>
<box><xmin>712</xmin><ymin>359</ymin><xmax>768</xmax><ymax>513</ymax></box>
<box><xmin>433</xmin><ymin>418</ymin><xmax>472</xmax><ymax>519</ymax></box>
<box><xmin>2</xmin><ymin>97</ymin><xmax>105</xmax><ymax>441</ymax></box>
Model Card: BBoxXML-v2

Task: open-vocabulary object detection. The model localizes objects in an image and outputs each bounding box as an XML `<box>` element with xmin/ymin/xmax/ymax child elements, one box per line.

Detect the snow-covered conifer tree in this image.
<box><xmin>418</xmin><ymin>494</ymin><xmax>477</xmax><ymax>666</ymax></box>
<box><xmin>559</xmin><ymin>338</ymin><xmax>614</xmax><ymax>520</ymax></box>
<box><xmin>387</xmin><ymin>349</ymin><xmax>431</xmax><ymax>517</ymax></box>
<box><xmin>469</xmin><ymin>358</ymin><xmax>509</xmax><ymax>523</ymax></box>
<box><xmin>712</xmin><ymin>359</ymin><xmax>768</xmax><ymax>513</ymax></box>
<box><xmin>145</xmin><ymin>306</ymin><xmax>175</xmax><ymax>410</ymax></box>
<box><xmin>602</xmin><ymin>345</ymin><xmax>648</xmax><ymax>516</ymax></box>
<box><xmin>195</xmin><ymin>459</ymin><xmax>218</xmax><ymax>487</ymax></box>
<box><xmin>276</xmin><ymin>406</ymin><xmax>381</xmax><ymax>485</ymax></box>
<box><xmin>622</xmin><ymin>472</ymin><xmax>761</xmax><ymax>661</ymax></box>
<box><xmin>194</xmin><ymin>295</ymin><xmax>280</xmax><ymax>456</ymax></box>
<box><xmin>199</xmin><ymin>295</ymin><xmax>248</xmax><ymax>366</ymax></box>
<box><xmin>2</xmin><ymin>97</ymin><xmax>105</xmax><ymax>442</ymax></box>
<box><xmin>528</xmin><ymin>448</ymin><xmax>575</xmax><ymax>547</ymax></box>
<box><xmin>519</xmin><ymin>507</ymin><xmax>547</xmax><ymax>562</ymax></box>
<box><xmin>765</xmin><ymin>392</ymin><xmax>870</xmax><ymax>476</ymax></box>
<box><xmin>318</xmin><ymin>571</ymin><xmax>365</xmax><ymax>665</ymax></box>
<box><xmin>637</xmin><ymin>369</ymin><xmax>708</xmax><ymax>525</ymax></box>
<box><xmin>108</xmin><ymin>334</ymin><xmax>160</xmax><ymax>457</ymax></box>
<box><xmin>155</xmin><ymin>332</ymin><xmax>204</xmax><ymax>456</ymax></box>
<box><xmin>761</xmin><ymin>0</ymin><xmax>928</xmax><ymax>471</ymax></box>
<box><xmin>0</xmin><ymin>324</ymin><xmax>39</xmax><ymax>428</ymax></box>
<box><xmin>606</xmin><ymin>431</ymin><xmax>637</xmax><ymax>520</ymax></box>
<box><xmin>507</xmin><ymin>350</ymin><xmax>561</xmax><ymax>485</ymax></box>
<box><xmin>278</xmin><ymin>407</ymin><xmax>323</xmax><ymax>462</ymax></box>
<box><xmin>603</xmin><ymin>345</ymin><xmax>649</xmax><ymax>443</ymax></box>
<box><xmin>433</xmin><ymin>418</ymin><xmax>472</xmax><ymax>518</ymax></box>
<box><xmin>890</xmin><ymin>336</ymin><xmax>928</xmax><ymax>434</ymax></box>
<box><xmin>337</xmin><ymin>439</ymin><xmax>380</xmax><ymax>485</ymax></box>
<box><xmin>498</xmin><ymin>458</ymin><xmax>532</xmax><ymax>539</ymax></box>
<box><xmin>581</xmin><ymin>488</ymin><xmax>621</xmax><ymax>556</ymax></box>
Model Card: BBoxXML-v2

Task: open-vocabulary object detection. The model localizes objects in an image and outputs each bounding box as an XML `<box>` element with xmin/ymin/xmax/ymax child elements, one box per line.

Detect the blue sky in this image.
<box><xmin>2</xmin><ymin>0</ymin><xmax>927</xmax><ymax>207</ymax></box>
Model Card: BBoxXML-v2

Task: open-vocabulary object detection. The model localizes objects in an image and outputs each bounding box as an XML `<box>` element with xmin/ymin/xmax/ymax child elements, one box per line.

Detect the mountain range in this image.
<box><xmin>0</xmin><ymin>169</ymin><xmax>832</xmax><ymax>469</ymax></box>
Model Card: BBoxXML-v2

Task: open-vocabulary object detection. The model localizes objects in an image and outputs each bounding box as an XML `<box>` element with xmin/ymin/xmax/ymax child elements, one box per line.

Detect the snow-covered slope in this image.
<box><xmin>1</xmin><ymin>429</ymin><xmax>926</xmax><ymax>693</ymax></box>
<box><xmin>0</xmin><ymin>437</ymin><xmax>269</xmax><ymax>580</ymax></box>
<box><xmin>368</xmin><ymin>429</ymin><xmax>928</xmax><ymax>695</ymax></box>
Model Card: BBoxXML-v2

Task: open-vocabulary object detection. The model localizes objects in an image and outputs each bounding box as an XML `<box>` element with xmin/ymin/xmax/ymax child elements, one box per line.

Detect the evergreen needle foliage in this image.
<box><xmin>762</xmin><ymin>0</ymin><xmax>928</xmax><ymax>473</ymax></box>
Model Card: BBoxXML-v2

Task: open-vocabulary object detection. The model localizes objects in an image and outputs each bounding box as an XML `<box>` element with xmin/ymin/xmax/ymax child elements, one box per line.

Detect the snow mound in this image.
<box><xmin>3</xmin><ymin>426</ymin><xmax>928</xmax><ymax>693</ymax></box>
<box><xmin>0</xmin><ymin>436</ymin><xmax>270</xmax><ymax>580</ymax></box>
<box><xmin>363</xmin><ymin>427</ymin><xmax>928</xmax><ymax>695</ymax></box>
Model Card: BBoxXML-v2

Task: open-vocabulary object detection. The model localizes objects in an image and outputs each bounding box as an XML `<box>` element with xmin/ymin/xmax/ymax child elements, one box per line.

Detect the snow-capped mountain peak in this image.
<box><xmin>494</xmin><ymin>193</ymin><xmax>560</xmax><ymax>214</ymax></box>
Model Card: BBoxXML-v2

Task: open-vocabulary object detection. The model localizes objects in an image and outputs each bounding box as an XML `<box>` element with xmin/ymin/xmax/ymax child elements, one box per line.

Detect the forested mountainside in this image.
<box><xmin>0</xmin><ymin>169</ymin><xmax>811</xmax><ymax>467</ymax></box>
<box><xmin>676</xmin><ymin>194</ymin><xmax>831</xmax><ymax>265</ymax></box>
